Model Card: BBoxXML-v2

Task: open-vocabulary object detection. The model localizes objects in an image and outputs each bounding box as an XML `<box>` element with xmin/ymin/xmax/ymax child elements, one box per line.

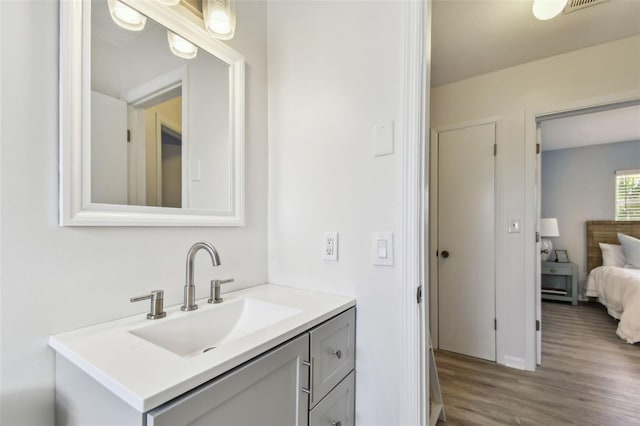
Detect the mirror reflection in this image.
<box><xmin>90</xmin><ymin>0</ymin><xmax>231</xmax><ymax>210</ymax></box>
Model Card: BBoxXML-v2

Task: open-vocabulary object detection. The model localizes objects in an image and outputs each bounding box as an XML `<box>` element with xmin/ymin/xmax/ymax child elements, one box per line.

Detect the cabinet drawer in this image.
<box><xmin>309</xmin><ymin>308</ymin><xmax>355</xmax><ymax>408</ymax></box>
<box><xmin>541</xmin><ymin>265</ymin><xmax>572</xmax><ymax>275</ymax></box>
<box><xmin>309</xmin><ymin>371</ymin><xmax>355</xmax><ymax>426</ymax></box>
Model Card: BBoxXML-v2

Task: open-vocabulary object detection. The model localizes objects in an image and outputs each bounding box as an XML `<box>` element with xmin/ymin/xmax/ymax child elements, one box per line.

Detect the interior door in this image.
<box><xmin>438</xmin><ymin>123</ymin><xmax>496</xmax><ymax>361</ymax></box>
<box><xmin>535</xmin><ymin>125</ymin><xmax>542</xmax><ymax>364</ymax></box>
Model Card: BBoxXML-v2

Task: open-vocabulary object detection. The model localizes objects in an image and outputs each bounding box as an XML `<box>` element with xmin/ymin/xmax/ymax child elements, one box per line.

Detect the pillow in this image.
<box><xmin>599</xmin><ymin>243</ymin><xmax>626</xmax><ymax>267</ymax></box>
<box><xmin>617</xmin><ymin>233</ymin><xmax>640</xmax><ymax>269</ymax></box>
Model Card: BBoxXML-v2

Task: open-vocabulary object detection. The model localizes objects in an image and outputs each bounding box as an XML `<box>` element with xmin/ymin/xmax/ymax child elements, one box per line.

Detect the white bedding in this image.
<box><xmin>586</xmin><ymin>266</ymin><xmax>640</xmax><ymax>344</ymax></box>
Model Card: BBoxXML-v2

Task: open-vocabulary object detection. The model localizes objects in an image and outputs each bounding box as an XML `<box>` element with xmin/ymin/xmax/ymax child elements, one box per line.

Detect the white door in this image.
<box><xmin>438</xmin><ymin>123</ymin><xmax>496</xmax><ymax>361</ymax></box>
<box><xmin>535</xmin><ymin>125</ymin><xmax>542</xmax><ymax>364</ymax></box>
<box><xmin>91</xmin><ymin>91</ymin><xmax>128</xmax><ymax>205</ymax></box>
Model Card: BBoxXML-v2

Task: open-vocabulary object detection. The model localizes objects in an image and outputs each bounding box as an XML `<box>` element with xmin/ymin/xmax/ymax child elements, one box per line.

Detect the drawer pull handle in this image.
<box><xmin>550</xmin><ymin>268</ymin><xmax>556</xmax><ymax>273</ymax></box>
<box><xmin>331</xmin><ymin>421</ymin><xmax>342</xmax><ymax>426</ymax></box>
<box><xmin>332</xmin><ymin>349</ymin><xmax>342</xmax><ymax>359</ymax></box>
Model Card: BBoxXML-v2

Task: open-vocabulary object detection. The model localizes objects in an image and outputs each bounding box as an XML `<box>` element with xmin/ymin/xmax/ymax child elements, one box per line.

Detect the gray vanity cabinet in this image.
<box><xmin>309</xmin><ymin>371</ymin><xmax>355</xmax><ymax>426</ymax></box>
<box><xmin>309</xmin><ymin>308</ymin><xmax>355</xmax><ymax>408</ymax></box>
<box><xmin>146</xmin><ymin>333</ymin><xmax>310</xmax><ymax>426</ymax></box>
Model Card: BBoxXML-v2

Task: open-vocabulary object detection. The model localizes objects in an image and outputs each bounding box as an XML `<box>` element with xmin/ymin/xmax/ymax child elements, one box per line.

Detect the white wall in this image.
<box><xmin>431</xmin><ymin>35</ymin><xmax>640</xmax><ymax>367</ymax></box>
<box><xmin>267</xmin><ymin>2</ymin><xmax>406</xmax><ymax>425</ymax></box>
<box><xmin>541</xmin><ymin>140</ymin><xmax>640</xmax><ymax>293</ymax></box>
<box><xmin>0</xmin><ymin>1</ymin><xmax>268</xmax><ymax>425</ymax></box>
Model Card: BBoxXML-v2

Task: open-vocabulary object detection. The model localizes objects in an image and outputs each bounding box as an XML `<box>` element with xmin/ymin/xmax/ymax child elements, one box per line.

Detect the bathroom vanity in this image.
<box><xmin>50</xmin><ymin>285</ymin><xmax>355</xmax><ymax>426</ymax></box>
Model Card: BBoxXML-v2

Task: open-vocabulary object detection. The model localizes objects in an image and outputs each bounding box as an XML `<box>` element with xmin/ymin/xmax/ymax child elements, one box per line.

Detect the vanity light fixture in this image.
<box><xmin>107</xmin><ymin>0</ymin><xmax>147</xmax><ymax>31</ymax></box>
<box><xmin>167</xmin><ymin>31</ymin><xmax>198</xmax><ymax>59</ymax></box>
<box><xmin>203</xmin><ymin>0</ymin><xmax>236</xmax><ymax>40</ymax></box>
<box><xmin>532</xmin><ymin>0</ymin><xmax>568</xmax><ymax>20</ymax></box>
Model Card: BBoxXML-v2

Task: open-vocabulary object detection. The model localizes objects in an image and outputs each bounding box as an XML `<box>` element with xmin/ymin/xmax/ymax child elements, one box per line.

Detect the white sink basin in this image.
<box><xmin>129</xmin><ymin>298</ymin><xmax>301</xmax><ymax>358</ymax></box>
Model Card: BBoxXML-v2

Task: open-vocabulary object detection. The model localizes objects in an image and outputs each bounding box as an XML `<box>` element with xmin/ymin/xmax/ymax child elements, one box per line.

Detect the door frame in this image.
<box><xmin>524</xmin><ymin>90</ymin><xmax>640</xmax><ymax>371</ymax></box>
<box><xmin>429</xmin><ymin>115</ymin><xmax>505</xmax><ymax>364</ymax></box>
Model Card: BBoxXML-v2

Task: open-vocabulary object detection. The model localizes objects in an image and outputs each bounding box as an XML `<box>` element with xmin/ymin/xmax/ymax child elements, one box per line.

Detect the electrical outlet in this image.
<box><xmin>323</xmin><ymin>232</ymin><xmax>338</xmax><ymax>261</ymax></box>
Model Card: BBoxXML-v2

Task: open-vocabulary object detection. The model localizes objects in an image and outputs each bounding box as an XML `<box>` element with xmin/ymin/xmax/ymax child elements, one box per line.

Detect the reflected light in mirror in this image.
<box><xmin>203</xmin><ymin>0</ymin><xmax>236</xmax><ymax>40</ymax></box>
<box><xmin>167</xmin><ymin>31</ymin><xmax>198</xmax><ymax>59</ymax></box>
<box><xmin>107</xmin><ymin>0</ymin><xmax>147</xmax><ymax>30</ymax></box>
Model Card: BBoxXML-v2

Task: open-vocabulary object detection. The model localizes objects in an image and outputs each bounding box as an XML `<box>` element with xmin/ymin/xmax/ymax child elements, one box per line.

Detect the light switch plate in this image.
<box><xmin>373</xmin><ymin>232</ymin><xmax>394</xmax><ymax>266</ymax></box>
<box><xmin>508</xmin><ymin>218</ymin><xmax>520</xmax><ymax>233</ymax></box>
<box><xmin>373</xmin><ymin>121</ymin><xmax>394</xmax><ymax>157</ymax></box>
<box><xmin>323</xmin><ymin>232</ymin><xmax>338</xmax><ymax>261</ymax></box>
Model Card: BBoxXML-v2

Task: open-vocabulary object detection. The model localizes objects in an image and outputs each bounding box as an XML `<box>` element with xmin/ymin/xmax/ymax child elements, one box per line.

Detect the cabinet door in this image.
<box><xmin>310</xmin><ymin>308</ymin><xmax>355</xmax><ymax>407</ymax></box>
<box><xmin>146</xmin><ymin>334</ymin><xmax>309</xmax><ymax>426</ymax></box>
<box><xmin>309</xmin><ymin>371</ymin><xmax>355</xmax><ymax>426</ymax></box>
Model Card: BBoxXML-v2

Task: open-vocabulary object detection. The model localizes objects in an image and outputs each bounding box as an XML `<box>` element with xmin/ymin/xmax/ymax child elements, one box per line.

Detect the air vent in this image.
<box><xmin>563</xmin><ymin>0</ymin><xmax>608</xmax><ymax>14</ymax></box>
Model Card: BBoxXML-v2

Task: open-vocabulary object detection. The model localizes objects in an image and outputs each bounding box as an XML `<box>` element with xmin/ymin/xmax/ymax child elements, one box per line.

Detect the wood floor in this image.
<box><xmin>434</xmin><ymin>301</ymin><xmax>640</xmax><ymax>425</ymax></box>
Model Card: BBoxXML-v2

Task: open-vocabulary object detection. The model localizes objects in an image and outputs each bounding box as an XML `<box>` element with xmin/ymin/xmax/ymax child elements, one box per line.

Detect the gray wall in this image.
<box><xmin>541</xmin><ymin>140</ymin><xmax>640</xmax><ymax>290</ymax></box>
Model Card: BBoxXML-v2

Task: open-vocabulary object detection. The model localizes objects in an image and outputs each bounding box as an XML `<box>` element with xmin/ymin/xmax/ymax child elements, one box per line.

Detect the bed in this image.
<box><xmin>585</xmin><ymin>220</ymin><xmax>640</xmax><ymax>344</ymax></box>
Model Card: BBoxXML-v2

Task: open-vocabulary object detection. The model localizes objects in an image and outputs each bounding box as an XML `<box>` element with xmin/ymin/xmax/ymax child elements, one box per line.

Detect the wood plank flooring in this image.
<box><xmin>434</xmin><ymin>301</ymin><xmax>640</xmax><ymax>425</ymax></box>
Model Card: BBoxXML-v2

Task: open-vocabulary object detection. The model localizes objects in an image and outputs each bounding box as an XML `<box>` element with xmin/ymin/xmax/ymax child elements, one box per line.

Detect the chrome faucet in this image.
<box><xmin>182</xmin><ymin>241</ymin><xmax>221</xmax><ymax>311</ymax></box>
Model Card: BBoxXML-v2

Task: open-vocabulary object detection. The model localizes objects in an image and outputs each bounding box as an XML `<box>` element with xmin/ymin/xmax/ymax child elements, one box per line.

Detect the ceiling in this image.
<box><xmin>431</xmin><ymin>0</ymin><xmax>640</xmax><ymax>87</ymax></box>
<box><xmin>540</xmin><ymin>103</ymin><xmax>640</xmax><ymax>151</ymax></box>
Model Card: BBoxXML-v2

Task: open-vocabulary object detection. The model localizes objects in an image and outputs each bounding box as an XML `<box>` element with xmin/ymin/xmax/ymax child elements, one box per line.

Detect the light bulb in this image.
<box><xmin>532</xmin><ymin>0</ymin><xmax>568</xmax><ymax>20</ymax></box>
<box><xmin>203</xmin><ymin>0</ymin><xmax>236</xmax><ymax>40</ymax></box>
<box><xmin>107</xmin><ymin>0</ymin><xmax>147</xmax><ymax>31</ymax></box>
<box><xmin>167</xmin><ymin>31</ymin><xmax>198</xmax><ymax>59</ymax></box>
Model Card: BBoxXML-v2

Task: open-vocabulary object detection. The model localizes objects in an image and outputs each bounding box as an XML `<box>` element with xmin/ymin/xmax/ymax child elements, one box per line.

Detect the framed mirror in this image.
<box><xmin>60</xmin><ymin>0</ymin><xmax>245</xmax><ymax>226</ymax></box>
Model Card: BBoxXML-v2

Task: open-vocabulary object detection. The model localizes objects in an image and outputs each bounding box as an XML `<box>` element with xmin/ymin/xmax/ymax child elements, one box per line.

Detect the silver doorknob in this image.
<box><xmin>441</xmin><ymin>250</ymin><xmax>450</xmax><ymax>258</ymax></box>
<box><xmin>331</xmin><ymin>421</ymin><xmax>342</xmax><ymax>426</ymax></box>
<box><xmin>332</xmin><ymin>349</ymin><xmax>342</xmax><ymax>359</ymax></box>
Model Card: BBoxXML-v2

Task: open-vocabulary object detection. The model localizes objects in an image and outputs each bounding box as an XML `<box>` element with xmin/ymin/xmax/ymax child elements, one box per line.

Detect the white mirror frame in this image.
<box><xmin>60</xmin><ymin>0</ymin><xmax>245</xmax><ymax>226</ymax></box>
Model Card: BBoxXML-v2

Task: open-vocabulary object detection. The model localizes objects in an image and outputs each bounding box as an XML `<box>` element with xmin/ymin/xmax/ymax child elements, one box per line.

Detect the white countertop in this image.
<box><xmin>49</xmin><ymin>284</ymin><xmax>355</xmax><ymax>412</ymax></box>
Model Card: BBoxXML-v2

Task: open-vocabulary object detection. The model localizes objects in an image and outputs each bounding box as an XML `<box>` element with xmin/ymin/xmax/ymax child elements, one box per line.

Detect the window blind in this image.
<box><xmin>615</xmin><ymin>169</ymin><xmax>640</xmax><ymax>220</ymax></box>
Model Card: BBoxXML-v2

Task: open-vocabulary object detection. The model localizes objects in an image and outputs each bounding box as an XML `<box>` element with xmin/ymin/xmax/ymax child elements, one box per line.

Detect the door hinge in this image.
<box><xmin>536</xmin><ymin>320</ymin><xmax>540</xmax><ymax>331</ymax></box>
<box><xmin>536</xmin><ymin>231</ymin><xmax>540</xmax><ymax>243</ymax></box>
<box><xmin>536</xmin><ymin>143</ymin><xmax>541</xmax><ymax>154</ymax></box>
<box><xmin>494</xmin><ymin>319</ymin><xmax>497</xmax><ymax>330</ymax></box>
<box><xmin>493</xmin><ymin>144</ymin><xmax>497</xmax><ymax>156</ymax></box>
<box><xmin>416</xmin><ymin>286</ymin><xmax>422</xmax><ymax>304</ymax></box>
<box><xmin>436</xmin><ymin>250</ymin><xmax>439</xmax><ymax>257</ymax></box>
<box><xmin>127</xmin><ymin>129</ymin><xmax>131</xmax><ymax>143</ymax></box>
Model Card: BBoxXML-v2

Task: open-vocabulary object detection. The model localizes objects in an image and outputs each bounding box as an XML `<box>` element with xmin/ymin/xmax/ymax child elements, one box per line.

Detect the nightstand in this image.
<box><xmin>541</xmin><ymin>261</ymin><xmax>578</xmax><ymax>305</ymax></box>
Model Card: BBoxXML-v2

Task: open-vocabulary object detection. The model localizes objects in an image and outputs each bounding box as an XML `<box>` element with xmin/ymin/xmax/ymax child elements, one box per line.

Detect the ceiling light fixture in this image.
<box><xmin>107</xmin><ymin>0</ymin><xmax>147</xmax><ymax>31</ymax></box>
<box><xmin>203</xmin><ymin>0</ymin><xmax>236</xmax><ymax>40</ymax></box>
<box><xmin>167</xmin><ymin>31</ymin><xmax>198</xmax><ymax>59</ymax></box>
<box><xmin>532</xmin><ymin>0</ymin><xmax>568</xmax><ymax>20</ymax></box>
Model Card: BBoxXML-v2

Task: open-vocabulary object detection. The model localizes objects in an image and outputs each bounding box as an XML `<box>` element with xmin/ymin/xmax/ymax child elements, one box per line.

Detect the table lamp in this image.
<box><xmin>540</xmin><ymin>218</ymin><xmax>560</xmax><ymax>262</ymax></box>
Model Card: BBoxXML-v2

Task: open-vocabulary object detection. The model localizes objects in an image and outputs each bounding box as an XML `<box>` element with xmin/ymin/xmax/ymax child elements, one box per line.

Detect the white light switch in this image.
<box><xmin>508</xmin><ymin>218</ymin><xmax>520</xmax><ymax>234</ymax></box>
<box><xmin>373</xmin><ymin>121</ymin><xmax>394</xmax><ymax>157</ymax></box>
<box><xmin>373</xmin><ymin>232</ymin><xmax>394</xmax><ymax>266</ymax></box>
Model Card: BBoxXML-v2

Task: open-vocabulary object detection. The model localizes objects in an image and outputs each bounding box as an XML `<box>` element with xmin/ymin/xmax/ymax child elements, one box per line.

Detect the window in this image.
<box><xmin>615</xmin><ymin>169</ymin><xmax>640</xmax><ymax>220</ymax></box>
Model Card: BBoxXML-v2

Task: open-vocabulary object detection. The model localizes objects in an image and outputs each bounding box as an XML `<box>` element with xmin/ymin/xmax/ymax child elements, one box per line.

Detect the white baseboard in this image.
<box><xmin>504</xmin><ymin>356</ymin><xmax>526</xmax><ymax>370</ymax></box>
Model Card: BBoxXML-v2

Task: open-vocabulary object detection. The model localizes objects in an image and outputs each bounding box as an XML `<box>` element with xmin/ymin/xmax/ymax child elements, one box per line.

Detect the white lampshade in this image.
<box><xmin>167</xmin><ymin>31</ymin><xmax>198</xmax><ymax>59</ymax></box>
<box><xmin>107</xmin><ymin>0</ymin><xmax>147</xmax><ymax>31</ymax></box>
<box><xmin>203</xmin><ymin>0</ymin><xmax>236</xmax><ymax>40</ymax></box>
<box><xmin>532</xmin><ymin>0</ymin><xmax>567</xmax><ymax>21</ymax></box>
<box><xmin>540</xmin><ymin>218</ymin><xmax>560</xmax><ymax>237</ymax></box>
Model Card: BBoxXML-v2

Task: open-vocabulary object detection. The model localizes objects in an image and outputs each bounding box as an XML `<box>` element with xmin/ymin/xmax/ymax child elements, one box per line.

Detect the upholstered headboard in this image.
<box><xmin>586</xmin><ymin>220</ymin><xmax>640</xmax><ymax>272</ymax></box>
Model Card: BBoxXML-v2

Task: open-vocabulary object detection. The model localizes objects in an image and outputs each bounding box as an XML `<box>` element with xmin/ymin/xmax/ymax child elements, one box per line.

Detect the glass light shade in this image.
<box><xmin>167</xmin><ymin>31</ymin><xmax>198</xmax><ymax>59</ymax></box>
<box><xmin>107</xmin><ymin>0</ymin><xmax>147</xmax><ymax>31</ymax></box>
<box><xmin>203</xmin><ymin>0</ymin><xmax>236</xmax><ymax>40</ymax></box>
<box><xmin>154</xmin><ymin>0</ymin><xmax>181</xmax><ymax>5</ymax></box>
<box><xmin>532</xmin><ymin>0</ymin><xmax>567</xmax><ymax>20</ymax></box>
<box><xmin>540</xmin><ymin>218</ymin><xmax>560</xmax><ymax>237</ymax></box>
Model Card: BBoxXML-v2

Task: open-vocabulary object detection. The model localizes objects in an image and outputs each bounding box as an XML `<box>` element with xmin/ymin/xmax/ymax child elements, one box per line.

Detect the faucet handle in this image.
<box><xmin>131</xmin><ymin>290</ymin><xmax>167</xmax><ymax>320</ymax></box>
<box><xmin>208</xmin><ymin>279</ymin><xmax>234</xmax><ymax>304</ymax></box>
